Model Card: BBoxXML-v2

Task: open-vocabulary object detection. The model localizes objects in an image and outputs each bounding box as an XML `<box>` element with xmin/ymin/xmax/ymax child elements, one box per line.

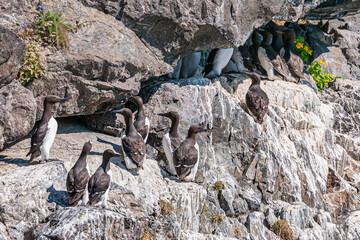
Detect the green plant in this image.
<box><xmin>212</xmin><ymin>181</ymin><xmax>224</xmax><ymax>191</ymax></box>
<box><xmin>308</xmin><ymin>60</ymin><xmax>341</xmax><ymax>91</ymax></box>
<box><xmin>158</xmin><ymin>199</ymin><xmax>173</xmax><ymax>215</ymax></box>
<box><xmin>141</xmin><ymin>227</ymin><xmax>154</xmax><ymax>240</ymax></box>
<box><xmin>35</xmin><ymin>3</ymin><xmax>72</xmax><ymax>50</ymax></box>
<box><xmin>16</xmin><ymin>43</ymin><xmax>45</xmax><ymax>86</ymax></box>
<box><xmin>294</xmin><ymin>36</ymin><xmax>312</xmax><ymax>63</ymax></box>
<box><xmin>271</xmin><ymin>219</ymin><xmax>294</xmax><ymax>240</ymax></box>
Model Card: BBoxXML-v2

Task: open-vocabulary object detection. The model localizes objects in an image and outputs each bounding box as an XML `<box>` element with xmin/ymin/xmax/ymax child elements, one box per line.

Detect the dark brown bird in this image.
<box><xmin>245</xmin><ymin>72</ymin><xmax>269</xmax><ymax>124</ymax></box>
<box><xmin>66</xmin><ymin>141</ymin><xmax>92</xmax><ymax>207</ymax></box>
<box><xmin>258</xmin><ymin>30</ymin><xmax>290</xmax><ymax>81</ymax></box>
<box><xmin>283</xmin><ymin>29</ymin><xmax>306</xmax><ymax>83</ymax></box>
<box><xmin>27</xmin><ymin>95</ymin><xmax>68</xmax><ymax>164</ymax></box>
<box><xmin>128</xmin><ymin>96</ymin><xmax>150</xmax><ymax>143</ymax></box>
<box><xmin>87</xmin><ymin>149</ymin><xmax>119</xmax><ymax>207</ymax></box>
<box><xmin>173</xmin><ymin>125</ymin><xmax>207</xmax><ymax>181</ymax></box>
<box><xmin>113</xmin><ymin>108</ymin><xmax>146</xmax><ymax>171</ymax></box>
<box><xmin>158</xmin><ymin>111</ymin><xmax>183</xmax><ymax>176</ymax></box>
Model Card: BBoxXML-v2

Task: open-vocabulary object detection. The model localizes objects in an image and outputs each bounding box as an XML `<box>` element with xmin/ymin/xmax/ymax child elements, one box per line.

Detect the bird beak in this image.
<box><xmin>59</xmin><ymin>98</ymin><xmax>68</xmax><ymax>102</ymax></box>
<box><xmin>202</xmin><ymin>129</ymin><xmax>208</xmax><ymax>132</ymax></box>
<box><xmin>111</xmin><ymin>110</ymin><xmax>121</xmax><ymax>113</ymax></box>
<box><xmin>157</xmin><ymin>113</ymin><xmax>169</xmax><ymax>117</ymax></box>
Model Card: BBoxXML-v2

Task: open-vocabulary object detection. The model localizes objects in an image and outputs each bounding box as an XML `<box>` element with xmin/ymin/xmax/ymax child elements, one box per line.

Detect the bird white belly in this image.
<box><xmin>144</xmin><ymin>117</ymin><xmax>150</xmax><ymax>143</ymax></box>
<box><xmin>183</xmin><ymin>142</ymin><xmax>199</xmax><ymax>182</ymax></box>
<box><xmin>121</xmin><ymin>133</ymin><xmax>139</xmax><ymax>170</ymax></box>
<box><xmin>162</xmin><ymin>133</ymin><xmax>176</xmax><ymax>176</ymax></box>
<box><xmin>231</xmin><ymin>47</ymin><xmax>247</xmax><ymax>73</ymax></box>
<box><xmin>212</xmin><ymin>48</ymin><xmax>234</xmax><ymax>76</ymax></box>
<box><xmin>40</xmin><ymin>117</ymin><xmax>57</xmax><ymax>160</ymax></box>
<box><xmin>81</xmin><ymin>165</ymin><xmax>90</xmax><ymax>206</ymax></box>
<box><xmin>98</xmin><ymin>169</ymin><xmax>111</xmax><ymax>207</ymax></box>
<box><xmin>258</xmin><ymin>47</ymin><xmax>275</xmax><ymax>80</ymax></box>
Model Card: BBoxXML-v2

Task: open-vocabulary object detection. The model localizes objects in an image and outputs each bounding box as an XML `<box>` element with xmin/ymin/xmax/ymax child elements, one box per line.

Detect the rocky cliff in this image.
<box><xmin>0</xmin><ymin>0</ymin><xmax>360</xmax><ymax>239</ymax></box>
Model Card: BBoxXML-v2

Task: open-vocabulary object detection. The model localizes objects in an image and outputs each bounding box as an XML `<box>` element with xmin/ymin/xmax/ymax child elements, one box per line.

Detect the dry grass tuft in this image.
<box><xmin>271</xmin><ymin>219</ymin><xmax>294</xmax><ymax>240</ymax></box>
<box><xmin>141</xmin><ymin>227</ymin><xmax>153</xmax><ymax>240</ymax></box>
<box><xmin>158</xmin><ymin>199</ymin><xmax>173</xmax><ymax>215</ymax></box>
<box><xmin>212</xmin><ymin>181</ymin><xmax>224</xmax><ymax>191</ymax></box>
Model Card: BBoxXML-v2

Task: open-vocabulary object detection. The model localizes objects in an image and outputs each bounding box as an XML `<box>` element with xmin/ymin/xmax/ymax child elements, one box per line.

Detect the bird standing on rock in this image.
<box><xmin>129</xmin><ymin>96</ymin><xmax>150</xmax><ymax>143</ymax></box>
<box><xmin>66</xmin><ymin>141</ymin><xmax>92</xmax><ymax>207</ymax></box>
<box><xmin>26</xmin><ymin>95</ymin><xmax>68</xmax><ymax>164</ymax></box>
<box><xmin>283</xmin><ymin>29</ymin><xmax>306</xmax><ymax>83</ymax></box>
<box><xmin>203</xmin><ymin>48</ymin><xmax>234</xmax><ymax>78</ymax></box>
<box><xmin>158</xmin><ymin>111</ymin><xmax>182</xmax><ymax>176</ymax></box>
<box><xmin>258</xmin><ymin>30</ymin><xmax>290</xmax><ymax>81</ymax></box>
<box><xmin>245</xmin><ymin>72</ymin><xmax>269</xmax><ymax>124</ymax></box>
<box><xmin>173</xmin><ymin>125</ymin><xmax>208</xmax><ymax>182</ymax></box>
<box><xmin>113</xmin><ymin>108</ymin><xmax>146</xmax><ymax>171</ymax></box>
<box><xmin>87</xmin><ymin>149</ymin><xmax>119</xmax><ymax>207</ymax></box>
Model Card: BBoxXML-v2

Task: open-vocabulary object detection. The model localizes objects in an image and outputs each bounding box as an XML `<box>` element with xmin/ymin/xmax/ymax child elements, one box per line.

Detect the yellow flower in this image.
<box><xmin>318</xmin><ymin>60</ymin><xmax>327</xmax><ymax>68</ymax></box>
<box><xmin>330</xmin><ymin>74</ymin><xmax>335</xmax><ymax>77</ymax></box>
<box><xmin>308</xmin><ymin>50</ymin><xmax>312</xmax><ymax>55</ymax></box>
<box><xmin>304</xmin><ymin>46</ymin><xmax>309</xmax><ymax>51</ymax></box>
<box><xmin>296</xmin><ymin>43</ymin><xmax>304</xmax><ymax>49</ymax></box>
<box><xmin>325</xmin><ymin>79</ymin><xmax>330</xmax><ymax>82</ymax></box>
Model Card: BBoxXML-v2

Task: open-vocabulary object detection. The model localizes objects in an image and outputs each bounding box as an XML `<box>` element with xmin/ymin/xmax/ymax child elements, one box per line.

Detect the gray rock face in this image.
<box><xmin>0</xmin><ymin>81</ymin><xmax>37</xmax><ymax>150</ymax></box>
<box><xmin>0</xmin><ymin>26</ymin><xmax>26</xmax><ymax>87</ymax></box>
<box><xmin>81</xmin><ymin>0</ymin><xmax>321</xmax><ymax>63</ymax></box>
<box><xmin>305</xmin><ymin>0</ymin><xmax>360</xmax><ymax>19</ymax></box>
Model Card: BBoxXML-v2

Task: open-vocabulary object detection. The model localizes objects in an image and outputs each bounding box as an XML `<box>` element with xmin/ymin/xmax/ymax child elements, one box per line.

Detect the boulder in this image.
<box><xmin>0</xmin><ymin>80</ymin><xmax>37</xmax><ymax>150</ymax></box>
<box><xmin>0</xmin><ymin>26</ymin><xmax>26</xmax><ymax>87</ymax></box>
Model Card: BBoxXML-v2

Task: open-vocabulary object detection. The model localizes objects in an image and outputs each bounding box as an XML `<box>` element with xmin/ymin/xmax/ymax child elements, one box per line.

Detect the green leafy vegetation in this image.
<box><xmin>271</xmin><ymin>219</ymin><xmax>294</xmax><ymax>240</ymax></box>
<box><xmin>308</xmin><ymin>60</ymin><xmax>341</xmax><ymax>91</ymax></box>
<box><xmin>158</xmin><ymin>199</ymin><xmax>174</xmax><ymax>215</ymax></box>
<box><xmin>16</xmin><ymin>43</ymin><xmax>45</xmax><ymax>86</ymax></box>
<box><xmin>294</xmin><ymin>36</ymin><xmax>312</xmax><ymax>63</ymax></box>
<box><xmin>35</xmin><ymin>3</ymin><xmax>72</xmax><ymax>50</ymax></box>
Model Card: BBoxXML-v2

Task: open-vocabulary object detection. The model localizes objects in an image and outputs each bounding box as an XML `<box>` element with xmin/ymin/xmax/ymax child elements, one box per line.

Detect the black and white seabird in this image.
<box><xmin>239</xmin><ymin>40</ymin><xmax>256</xmax><ymax>72</ymax></box>
<box><xmin>129</xmin><ymin>96</ymin><xmax>150</xmax><ymax>143</ymax></box>
<box><xmin>258</xmin><ymin>30</ymin><xmax>290</xmax><ymax>81</ymax></box>
<box><xmin>167</xmin><ymin>58</ymin><xmax>183</xmax><ymax>79</ymax></box>
<box><xmin>250</xmin><ymin>29</ymin><xmax>267</xmax><ymax>75</ymax></box>
<box><xmin>158</xmin><ymin>111</ymin><xmax>182</xmax><ymax>176</ymax></box>
<box><xmin>173</xmin><ymin>125</ymin><xmax>207</xmax><ymax>181</ymax></box>
<box><xmin>87</xmin><ymin>149</ymin><xmax>119</xmax><ymax>207</ymax></box>
<box><xmin>271</xmin><ymin>30</ymin><xmax>285</xmax><ymax>57</ymax></box>
<box><xmin>283</xmin><ymin>29</ymin><xmax>306</xmax><ymax>83</ymax></box>
<box><xmin>203</xmin><ymin>48</ymin><xmax>234</xmax><ymax>78</ymax></box>
<box><xmin>66</xmin><ymin>141</ymin><xmax>92</xmax><ymax>207</ymax></box>
<box><xmin>245</xmin><ymin>72</ymin><xmax>269</xmax><ymax>124</ymax></box>
<box><xmin>26</xmin><ymin>95</ymin><xmax>68</xmax><ymax>164</ymax></box>
<box><xmin>180</xmin><ymin>52</ymin><xmax>201</xmax><ymax>79</ymax></box>
<box><xmin>113</xmin><ymin>108</ymin><xmax>146</xmax><ymax>171</ymax></box>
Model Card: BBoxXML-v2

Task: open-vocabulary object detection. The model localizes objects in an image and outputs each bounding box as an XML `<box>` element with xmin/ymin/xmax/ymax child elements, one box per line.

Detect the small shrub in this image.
<box><xmin>209</xmin><ymin>213</ymin><xmax>225</xmax><ymax>225</ymax></box>
<box><xmin>158</xmin><ymin>199</ymin><xmax>173</xmax><ymax>215</ymax></box>
<box><xmin>16</xmin><ymin>43</ymin><xmax>45</xmax><ymax>86</ymax></box>
<box><xmin>271</xmin><ymin>219</ymin><xmax>294</xmax><ymax>240</ymax></box>
<box><xmin>35</xmin><ymin>3</ymin><xmax>72</xmax><ymax>50</ymax></box>
<box><xmin>232</xmin><ymin>225</ymin><xmax>243</xmax><ymax>238</ymax></box>
<box><xmin>308</xmin><ymin>60</ymin><xmax>341</xmax><ymax>91</ymax></box>
<box><xmin>294</xmin><ymin>36</ymin><xmax>312</xmax><ymax>63</ymax></box>
<box><xmin>141</xmin><ymin>227</ymin><xmax>153</xmax><ymax>240</ymax></box>
<box><xmin>212</xmin><ymin>181</ymin><xmax>224</xmax><ymax>191</ymax></box>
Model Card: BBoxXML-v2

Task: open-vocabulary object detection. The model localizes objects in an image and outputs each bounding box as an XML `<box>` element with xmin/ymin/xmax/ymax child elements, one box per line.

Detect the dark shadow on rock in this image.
<box><xmin>110</xmin><ymin>157</ymin><xmax>139</xmax><ymax>177</ymax></box>
<box><xmin>0</xmin><ymin>156</ymin><xmax>29</xmax><ymax>167</ymax></box>
<box><xmin>56</xmin><ymin>116</ymin><xmax>92</xmax><ymax>134</ymax></box>
<box><xmin>96</xmin><ymin>137</ymin><xmax>122</xmax><ymax>154</ymax></box>
<box><xmin>160</xmin><ymin>168</ymin><xmax>181</xmax><ymax>182</ymax></box>
<box><xmin>47</xmin><ymin>185</ymin><xmax>69</xmax><ymax>207</ymax></box>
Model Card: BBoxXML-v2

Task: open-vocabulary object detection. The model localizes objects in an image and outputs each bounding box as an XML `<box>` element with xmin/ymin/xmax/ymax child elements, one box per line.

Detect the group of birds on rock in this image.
<box><xmin>167</xmin><ymin>25</ymin><xmax>312</xmax><ymax>91</ymax></box>
<box><xmin>26</xmin><ymin>95</ymin><xmax>210</xmax><ymax>207</ymax></box>
<box><xmin>23</xmin><ymin>26</ymin><xmax>311</xmax><ymax>208</ymax></box>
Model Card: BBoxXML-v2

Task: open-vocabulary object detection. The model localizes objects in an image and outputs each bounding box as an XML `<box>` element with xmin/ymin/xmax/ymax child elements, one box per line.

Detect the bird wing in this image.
<box><xmin>26</xmin><ymin>122</ymin><xmax>48</xmax><ymax>157</ymax></box>
<box><xmin>87</xmin><ymin>168</ymin><xmax>110</xmax><ymax>206</ymax></box>
<box><xmin>288</xmin><ymin>51</ymin><xmax>305</xmax><ymax>80</ymax></box>
<box><xmin>66</xmin><ymin>168</ymin><xmax>90</xmax><ymax>206</ymax></box>
<box><xmin>122</xmin><ymin>134</ymin><xmax>146</xmax><ymax>167</ymax></box>
<box><xmin>272</xmin><ymin>54</ymin><xmax>290</xmax><ymax>81</ymax></box>
<box><xmin>173</xmin><ymin>140</ymin><xmax>198</xmax><ymax>179</ymax></box>
<box><xmin>246</xmin><ymin>87</ymin><xmax>269</xmax><ymax>123</ymax></box>
<box><xmin>202</xmin><ymin>49</ymin><xmax>218</xmax><ymax>76</ymax></box>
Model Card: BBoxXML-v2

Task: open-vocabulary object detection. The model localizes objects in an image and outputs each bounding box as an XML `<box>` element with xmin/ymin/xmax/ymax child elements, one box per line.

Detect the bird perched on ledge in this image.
<box><xmin>245</xmin><ymin>72</ymin><xmax>269</xmax><ymax>124</ymax></box>
<box><xmin>173</xmin><ymin>125</ymin><xmax>208</xmax><ymax>182</ymax></box>
<box><xmin>27</xmin><ymin>95</ymin><xmax>68</xmax><ymax>164</ymax></box>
